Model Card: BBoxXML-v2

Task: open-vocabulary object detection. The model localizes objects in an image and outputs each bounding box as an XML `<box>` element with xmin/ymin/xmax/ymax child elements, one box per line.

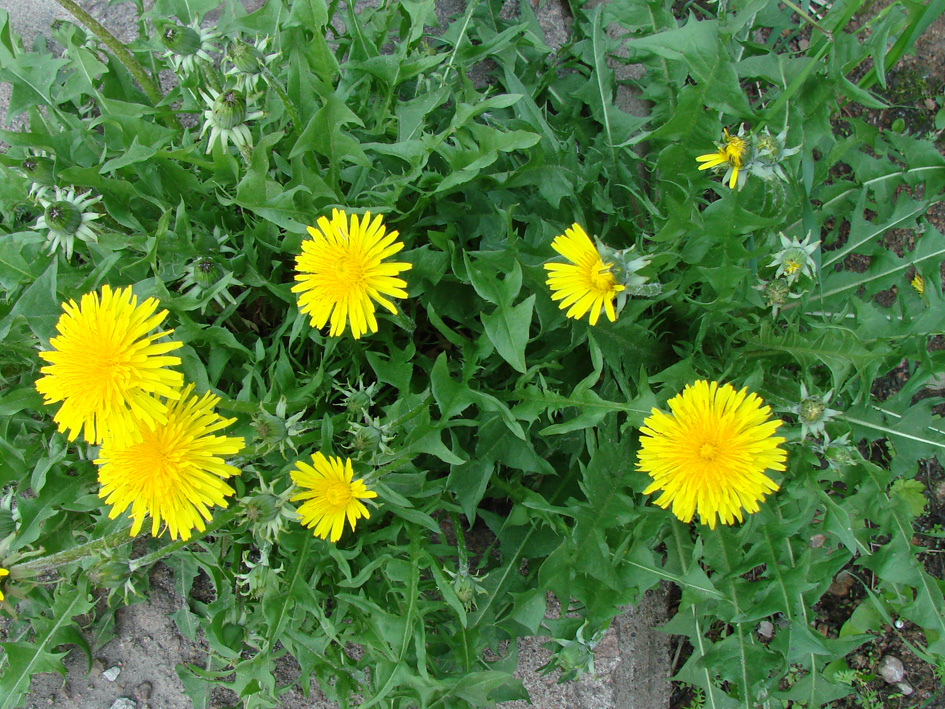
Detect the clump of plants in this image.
<box><xmin>0</xmin><ymin>0</ymin><xmax>943</xmax><ymax>706</ymax></box>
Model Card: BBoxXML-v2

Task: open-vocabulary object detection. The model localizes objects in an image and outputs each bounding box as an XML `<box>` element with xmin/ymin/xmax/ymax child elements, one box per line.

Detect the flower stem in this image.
<box><xmin>17</xmin><ymin>524</ymin><xmax>136</xmax><ymax>575</ymax></box>
<box><xmin>129</xmin><ymin>506</ymin><xmax>242</xmax><ymax>572</ymax></box>
<box><xmin>50</xmin><ymin>0</ymin><xmax>180</xmax><ymax>130</ymax></box>
<box><xmin>262</xmin><ymin>68</ymin><xmax>302</xmax><ymax>133</ymax></box>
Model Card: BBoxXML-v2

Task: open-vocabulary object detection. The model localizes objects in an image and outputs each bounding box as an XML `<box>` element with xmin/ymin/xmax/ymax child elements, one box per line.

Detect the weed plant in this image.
<box><xmin>0</xmin><ymin>0</ymin><xmax>944</xmax><ymax>707</ymax></box>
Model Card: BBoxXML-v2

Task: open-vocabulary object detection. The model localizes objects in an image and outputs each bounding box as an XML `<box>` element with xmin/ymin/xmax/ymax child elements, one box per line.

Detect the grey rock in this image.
<box><xmin>878</xmin><ymin>655</ymin><xmax>906</xmax><ymax>684</ymax></box>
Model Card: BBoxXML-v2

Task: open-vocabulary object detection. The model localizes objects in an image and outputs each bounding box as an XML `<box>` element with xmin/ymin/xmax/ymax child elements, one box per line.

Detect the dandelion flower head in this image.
<box><xmin>0</xmin><ymin>567</ymin><xmax>8</xmax><ymax>601</ymax></box>
<box><xmin>696</xmin><ymin>128</ymin><xmax>748</xmax><ymax>189</ymax></box>
<box><xmin>35</xmin><ymin>285</ymin><xmax>184</xmax><ymax>445</ymax></box>
<box><xmin>911</xmin><ymin>273</ymin><xmax>925</xmax><ymax>295</ymax></box>
<box><xmin>292</xmin><ymin>209</ymin><xmax>412</xmax><ymax>339</ymax></box>
<box><xmin>290</xmin><ymin>452</ymin><xmax>378</xmax><ymax>542</ymax></box>
<box><xmin>96</xmin><ymin>384</ymin><xmax>245</xmax><ymax>541</ymax></box>
<box><xmin>637</xmin><ymin>380</ymin><xmax>787</xmax><ymax>529</ymax></box>
<box><xmin>543</xmin><ymin>223</ymin><xmax>626</xmax><ymax>325</ymax></box>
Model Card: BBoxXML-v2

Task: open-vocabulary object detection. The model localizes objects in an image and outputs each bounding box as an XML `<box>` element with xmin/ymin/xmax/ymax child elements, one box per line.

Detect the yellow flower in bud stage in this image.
<box><xmin>290</xmin><ymin>452</ymin><xmax>378</xmax><ymax>543</ymax></box>
<box><xmin>96</xmin><ymin>385</ymin><xmax>245</xmax><ymax>541</ymax></box>
<box><xmin>0</xmin><ymin>567</ymin><xmax>8</xmax><ymax>601</ymax></box>
<box><xmin>637</xmin><ymin>380</ymin><xmax>787</xmax><ymax>529</ymax></box>
<box><xmin>35</xmin><ymin>285</ymin><xmax>183</xmax><ymax>445</ymax></box>
<box><xmin>696</xmin><ymin>128</ymin><xmax>748</xmax><ymax>189</ymax></box>
<box><xmin>292</xmin><ymin>209</ymin><xmax>412</xmax><ymax>339</ymax></box>
<box><xmin>911</xmin><ymin>273</ymin><xmax>925</xmax><ymax>295</ymax></box>
<box><xmin>543</xmin><ymin>223</ymin><xmax>626</xmax><ymax>325</ymax></box>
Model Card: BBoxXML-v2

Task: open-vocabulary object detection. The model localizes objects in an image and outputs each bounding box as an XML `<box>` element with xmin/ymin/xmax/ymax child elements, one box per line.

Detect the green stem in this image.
<box><xmin>779</xmin><ymin>0</ymin><xmax>832</xmax><ymax>36</ymax></box>
<box><xmin>18</xmin><ymin>524</ymin><xmax>136</xmax><ymax>575</ymax></box>
<box><xmin>215</xmin><ymin>395</ymin><xmax>260</xmax><ymax>415</ymax></box>
<box><xmin>51</xmin><ymin>0</ymin><xmax>177</xmax><ymax>129</ymax></box>
<box><xmin>262</xmin><ymin>68</ymin><xmax>302</xmax><ymax>132</ymax></box>
<box><xmin>129</xmin><ymin>506</ymin><xmax>242</xmax><ymax>572</ymax></box>
<box><xmin>449</xmin><ymin>510</ymin><xmax>469</xmax><ymax>571</ymax></box>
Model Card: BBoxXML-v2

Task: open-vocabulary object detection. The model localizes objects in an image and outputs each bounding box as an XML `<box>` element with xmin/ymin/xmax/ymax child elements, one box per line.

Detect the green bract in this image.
<box><xmin>0</xmin><ymin>0</ymin><xmax>943</xmax><ymax>707</ymax></box>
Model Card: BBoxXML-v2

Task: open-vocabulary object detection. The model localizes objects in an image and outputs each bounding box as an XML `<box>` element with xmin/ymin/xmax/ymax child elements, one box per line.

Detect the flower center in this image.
<box><xmin>325</xmin><ymin>480</ymin><xmax>352</xmax><ymax>508</ymax></box>
<box><xmin>334</xmin><ymin>253</ymin><xmax>366</xmax><ymax>289</ymax></box>
<box><xmin>698</xmin><ymin>442</ymin><xmax>719</xmax><ymax>461</ymax></box>
<box><xmin>587</xmin><ymin>260</ymin><xmax>617</xmax><ymax>293</ymax></box>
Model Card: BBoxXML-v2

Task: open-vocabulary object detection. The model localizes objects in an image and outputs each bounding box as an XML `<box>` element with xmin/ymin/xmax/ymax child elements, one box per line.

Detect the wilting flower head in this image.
<box><xmin>696</xmin><ymin>128</ymin><xmax>748</xmax><ymax>189</ymax></box>
<box><xmin>200</xmin><ymin>88</ymin><xmax>264</xmax><ymax>155</ymax></box>
<box><xmin>747</xmin><ymin>126</ymin><xmax>800</xmax><ymax>182</ymax></box>
<box><xmin>35</xmin><ymin>285</ymin><xmax>184</xmax><ymax>445</ymax></box>
<box><xmin>0</xmin><ymin>567</ymin><xmax>8</xmax><ymax>601</ymax></box>
<box><xmin>794</xmin><ymin>383</ymin><xmax>840</xmax><ymax>441</ymax></box>
<box><xmin>543</xmin><ymin>223</ymin><xmax>627</xmax><ymax>325</ymax></box>
<box><xmin>33</xmin><ymin>187</ymin><xmax>102</xmax><ymax>259</ymax></box>
<box><xmin>95</xmin><ymin>384</ymin><xmax>245</xmax><ymax>541</ymax></box>
<box><xmin>159</xmin><ymin>19</ymin><xmax>218</xmax><ymax>74</ymax></box>
<box><xmin>637</xmin><ymin>380</ymin><xmax>787</xmax><ymax>529</ymax></box>
<box><xmin>769</xmin><ymin>232</ymin><xmax>819</xmax><ymax>285</ymax></box>
<box><xmin>292</xmin><ymin>209</ymin><xmax>412</xmax><ymax>339</ymax></box>
<box><xmin>290</xmin><ymin>452</ymin><xmax>378</xmax><ymax>542</ymax></box>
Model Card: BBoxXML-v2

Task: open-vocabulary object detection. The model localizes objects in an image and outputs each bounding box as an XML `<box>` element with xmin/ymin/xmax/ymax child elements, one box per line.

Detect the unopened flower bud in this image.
<box><xmin>252</xmin><ymin>411</ymin><xmax>287</xmax><ymax>447</ymax></box>
<box><xmin>160</xmin><ymin>23</ymin><xmax>202</xmax><ymax>56</ymax></box>
<box><xmin>227</xmin><ymin>40</ymin><xmax>264</xmax><ymax>75</ymax></box>
<box><xmin>212</xmin><ymin>90</ymin><xmax>248</xmax><ymax>130</ymax></box>
<box><xmin>21</xmin><ymin>157</ymin><xmax>56</xmax><ymax>186</ymax></box>
<box><xmin>45</xmin><ymin>200</ymin><xmax>83</xmax><ymax>235</ymax></box>
<box><xmin>193</xmin><ymin>257</ymin><xmax>220</xmax><ymax>290</ymax></box>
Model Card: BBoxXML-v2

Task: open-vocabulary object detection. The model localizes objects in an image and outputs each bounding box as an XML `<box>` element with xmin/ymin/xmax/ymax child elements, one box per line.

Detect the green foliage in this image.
<box><xmin>0</xmin><ymin>0</ymin><xmax>943</xmax><ymax>706</ymax></box>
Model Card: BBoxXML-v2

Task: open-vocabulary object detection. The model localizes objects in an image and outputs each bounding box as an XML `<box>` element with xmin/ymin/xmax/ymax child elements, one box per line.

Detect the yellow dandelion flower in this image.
<box><xmin>543</xmin><ymin>223</ymin><xmax>626</xmax><ymax>325</ymax></box>
<box><xmin>292</xmin><ymin>209</ymin><xmax>412</xmax><ymax>339</ymax></box>
<box><xmin>636</xmin><ymin>380</ymin><xmax>787</xmax><ymax>529</ymax></box>
<box><xmin>95</xmin><ymin>384</ymin><xmax>245</xmax><ymax>541</ymax></box>
<box><xmin>911</xmin><ymin>273</ymin><xmax>925</xmax><ymax>295</ymax></box>
<box><xmin>35</xmin><ymin>285</ymin><xmax>183</xmax><ymax>445</ymax></box>
<box><xmin>696</xmin><ymin>128</ymin><xmax>747</xmax><ymax>189</ymax></box>
<box><xmin>0</xmin><ymin>567</ymin><xmax>8</xmax><ymax>601</ymax></box>
<box><xmin>290</xmin><ymin>452</ymin><xmax>378</xmax><ymax>542</ymax></box>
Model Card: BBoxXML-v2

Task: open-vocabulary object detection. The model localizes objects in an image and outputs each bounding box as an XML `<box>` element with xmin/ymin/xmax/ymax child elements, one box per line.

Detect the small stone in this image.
<box><xmin>828</xmin><ymin>570</ymin><xmax>856</xmax><ymax>597</ymax></box>
<box><xmin>925</xmin><ymin>98</ymin><xmax>937</xmax><ymax>111</ymax></box>
<box><xmin>798</xmin><ymin>38</ymin><xmax>809</xmax><ymax>50</ymax></box>
<box><xmin>108</xmin><ymin>699</ymin><xmax>136</xmax><ymax>709</ymax></box>
<box><xmin>102</xmin><ymin>666</ymin><xmax>122</xmax><ymax>682</ymax></box>
<box><xmin>756</xmin><ymin>621</ymin><xmax>775</xmax><ymax>639</ymax></box>
<box><xmin>809</xmin><ymin>534</ymin><xmax>827</xmax><ymax>549</ymax></box>
<box><xmin>896</xmin><ymin>681</ymin><xmax>914</xmax><ymax>696</ymax></box>
<box><xmin>878</xmin><ymin>655</ymin><xmax>905</xmax><ymax>683</ymax></box>
<box><xmin>133</xmin><ymin>682</ymin><xmax>153</xmax><ymax>702</ymax></box>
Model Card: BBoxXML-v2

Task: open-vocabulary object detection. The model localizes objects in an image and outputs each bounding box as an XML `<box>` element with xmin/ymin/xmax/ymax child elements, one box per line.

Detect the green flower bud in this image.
<box><xmin>212</xmin><ymin>90</ymin><xmax>248</xmax><ymax>130</ymax></box>
<box><xmin>160</xmin><ymin>24</ymin><xmax>202</xmax><ymax>56</ymax></box>
<box><xmin>89</xmin><ymin>557</ymin><xmax>133</xmax><ymax>589</ymax></box>
<box><xmin>21</xmin><ymin>156</ymin><xmax>56</xmax><ymax>186</ymax></box>
<box><xmin>227</xmin><ymin>40</ymin><xmax>264</xmax><ymax>75</ymax></box>
<box><xmin>45</xmin><ymin>200</ymin><xmax>83</xmax><ymax>235</ymax></box>
<box><xmin>193</xmin><ymin>257</ymin><xmax>220</xmax><ymax>290</ymax></box>
<box><xmin>252</xmin><ymin>411</ymin><xmax>287</xmax><ymax>447</ymax></box>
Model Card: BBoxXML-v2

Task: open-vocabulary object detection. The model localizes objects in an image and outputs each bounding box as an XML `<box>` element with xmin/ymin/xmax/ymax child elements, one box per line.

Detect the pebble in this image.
<box><xmin>756</xmin><ymin>621</ymin><xmax>775</xmax><ymax>640</ymax></box>
<box><xmin>828</xmin><ymin>570</ymin><xmax>855</xmax><ymax>597</ymax></box>
<box><xmin>896</xmin><ymin>681</ymin><xmax>914</xmax><ymax>696</ymax></box>
<box><xmin>133</xmin><ymin>681</ymin><xmax>153</xmax><ymax>702</ymax></box>
<box><xmin>102</xmin><ymin>666</ymin><xmax>122</xmax><ymax>682</ymax></box>
<box><xmin>878</xmin><ymin>655</ymin><xmax>905</xmax><ymax>683</ymax></box>
<box><xmin>108</xmin><ymin>699</ymin><xmax>136</xmax><ymax>709</ymax></box>
<box><xmin>809</xmin><ymin>534</ymin><xmax>827</xmax><ymax>549</ymax></box>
